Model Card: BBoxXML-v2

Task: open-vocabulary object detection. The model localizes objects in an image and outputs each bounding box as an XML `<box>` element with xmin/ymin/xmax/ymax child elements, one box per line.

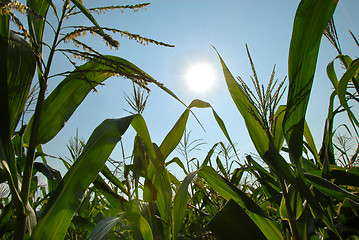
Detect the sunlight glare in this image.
<box><xmin>186</xmin><ymin>63</ymin><xmax>216</xmax><ymax>93</ymax></box>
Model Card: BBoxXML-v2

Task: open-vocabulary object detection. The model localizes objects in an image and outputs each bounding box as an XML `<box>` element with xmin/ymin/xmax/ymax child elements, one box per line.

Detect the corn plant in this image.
<box><xmin>196</xmin><ymin>0</ymin><xmax>359</xmax><ymax>239</ymax></box>
<box><xmin>0</xmin><ymin>0</ymin><xmax>175</xmax><ymax>239</ymax></box>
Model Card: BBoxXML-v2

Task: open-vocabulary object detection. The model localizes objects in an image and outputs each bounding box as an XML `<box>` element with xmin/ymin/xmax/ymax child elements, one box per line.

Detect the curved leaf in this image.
<box><xmin>24</xmin><ymin>56</ymin><xmax>154</xmax><ymax>146</ymax></box>
<box><xmin>337</xmin><ymin>59</ymin><xmax>359</xmax><ymax>128</ymax></box>
<box><xmin>31</xmin><ymin>115</ymin><xmax>134</xmax><ymax>240</ymax></box>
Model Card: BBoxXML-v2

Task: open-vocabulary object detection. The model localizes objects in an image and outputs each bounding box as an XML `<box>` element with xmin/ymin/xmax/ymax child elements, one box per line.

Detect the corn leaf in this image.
<box><xmin>88</xmin><ymin>216</ymin><xmax>122</xmax><ymax>240</ymax></box>
<box><xmin>124</xmin><ymin>212</ymin><xmax>154</xmax><ymax>240</ymax></box>
<box><xmin>279</xmin><ymin>187</ymin><xmax>304</xmax><ymax>221</ymax></box>
<box><xmin>330</xmin><ymin>165</ymin><xmax>359</xmax><ymax>187</ymax></box>
<box><xmin>160</xmin><ymin>109</ymin><xmax>189</xmax><ymax>159</ymax></box>
<box><xmin>198</xmin><ymin>166</ymin><xmax>284</xmax><ymax>239</ymax></box>
<box><xmin>0</xmin><ymin>17</ymin><xmax>23</xmax><ymax>211</ymax></box>
<box><xmin>26</xmin><ymin>0</ymin><xmax>50</xmax><ymax>53</ymax></box>
<box><xmin>337</xmin><ymin>59</ymin><xmax>359</xmax><ymax>128</ymax></box>
<box><xmin>131</xmin><ymin>115</ymin><xmax>172</xmax><ymax>238</ymax></box>
<box><xmin>214</xmin><ymin>49</ymin><xmax>269</xmax><ymax>156</ymax></box>
<box><xmin>208</xmin><ymin>199</ymin><xmax>267</xmax><ymax>240</ymax></box>
<box><xmin>31</xmin><ymin>115</ymin><xmax>134</xmax><ymax>240</ymax></box>
<box><xmin>172</xmin><ymin>170</ymin><xmax>198</xmax><ymax>239</ymax></box>
<box><xmin>101</xmin><ymin>164</ymin><xmax>128</xmax><ymax>195</ymax></box>
<box><xmin>7</xmin><ymin>32</ymin><xmax>36</xmax><ymax>133</ymax></box>
<box><xmin>93</xmin><ymin>176</ymin><xmax>127</xmax><ymax>212</ymax></box>
<box><xmin>70</xmin><ymin>0</ymin><xmax>106</xmax><ymax>37</ymax></box>
<box><xmin>305</xmin><ymin>173</ymin><xmax>359</xmax><ymax>203</ymax></box>
<box><xmin>284</xmin><ymin>0</ymin><xmax>338</xmax><ymax>164</ymax></box>
<box><xmin>273</xmin><ymin>105</ymin><xmax>286</xmax><ymax>152</ymax></box>
<box><xmin>24</xmin><ymin>56</ymin><xmax>154</xmax><ymax>146</ymax></box>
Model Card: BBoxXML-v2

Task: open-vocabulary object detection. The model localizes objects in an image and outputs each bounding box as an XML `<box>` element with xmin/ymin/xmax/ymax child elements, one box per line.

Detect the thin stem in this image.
<box><xmin>15</xmin><ymin>2</ymin><xmax>69</xmax><ymax>239</ymax></box>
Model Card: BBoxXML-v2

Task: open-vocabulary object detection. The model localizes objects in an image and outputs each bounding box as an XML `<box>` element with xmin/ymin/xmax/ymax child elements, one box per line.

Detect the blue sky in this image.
<box><xmin>43</xmin><ymin>0</ymin><xmax>359</xmax><ymax>177</ymax></box>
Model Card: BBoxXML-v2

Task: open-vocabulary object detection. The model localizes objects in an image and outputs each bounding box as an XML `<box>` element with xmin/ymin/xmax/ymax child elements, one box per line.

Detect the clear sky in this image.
<box><xmin>42</xmin><ymin>0</ymin><xmax>359</xmax><ymax>177</ymax></box>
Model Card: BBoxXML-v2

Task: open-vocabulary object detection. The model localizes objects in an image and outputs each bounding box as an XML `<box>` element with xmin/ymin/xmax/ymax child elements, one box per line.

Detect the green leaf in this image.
<box><xmin>198</xmin><ymin>166</ymin><xmax>284</xmax><ymax>239</ymax></box>
<box><xmin>172</xmin><ymin>170</ymin><xmax>198</xmax><ymax>239</ymax></box>
<box><xmin>330</xmin><ymin>165</ymin><xmax>359</xmax><ymax>187</ymax></box>
<box><xmin>70</xmin><ymin>0</ymin><xmax>109</xmax><ymax>41</ymax></box>
<box><xmin>214</xmin><ymin>50</ymin><xmax>269</xmax><ymax>156</ymax></box>
<box><xmin>101</xmin><ymin>164</ymin><xmax>128</xmax><ymax>195</ymax></box>
<box><xmin>283</xmin><ymin>0</ymin><xmax>338</xmax><ymax>164</ymax></box>
<box><xmin>326</xmin><ymin>55</ymin><xmax>353</xmax><ymax>90</ymax></box>
<box><xmin>304</xmin><ymin>173</ymin><xmax>359</xmax><ymax>203</ymax></box>
<box><xmin>124</xmin><ymin>212</ymin><xmax>154</xmax><ymax>240</ymax></box>
<box><xmin>166</xmin><ymin>157</ymin><xmax>187</xmax><ymax>175</ymax></box>
<box><xmin>93</xmin><ymin>176</ymin><xmax>127</xmax><ymax>212</ymax></box>
<box><xmin>24</xmin><ymin>56</ymin><xmax>153</xmax><ymax>146</ymax></box>
<box><xmin>303</xmin><ymin>121</ymin><xmax>320</xmax><ymax>165</ymax></box>
<box><xmin>201</xmin><ymin>142</ymin><xmax>220</xmax><ymax>167</ymax></box>
<box><xmin>216</xmin><ymin>156</ymin><xmax>227</xmax><ymax>177</ymax></box>
<box><xmin>208</xmin><ymin>199</ymin><xmax>268</xmax><ymax>240</ymax></box>
<box><xmin>7</xmin><ymin>32</ymin><xmax>36</xmax><ymax>133</ymax></box>
<box><xmin>337</xmin><ymin>59</ymin><xmax>359</xmax><ymax>128</ymax></box>
<box><xmin>279</xmin><ymin>186</ymin><xmax>304</xmax><ymax>221</ymax></box>
<box><xmin>26</xmin><ymin>0</ymin><xmax>50</xmax><ymax>54</ymax></box>
<box><xmin>88</xmin><ymin>215</ymin><xmax>122</xmax><ymax>240</ymax></box>
<box><xmin>31</xmin><ymin>116</ymin><xmax>134</xmax><ymax>240</ymax></box>
<box><xmin>33</xmin><ymin>162</ymin><xmax>61</xmax><ymax>181</ymax></box>
<box><xmin>188</xmin><ymin>99</ymin><xmax>239</xmax><ymax>160</ymax></box>
<box><xmin>272</xmin><ymin>105</ymin><xmax>286</xmax><ymax>152</ymax></box>
<box><xmin>131</xmin><ymin>116</ymin><xmax>172</xmax><ymax>238</ymax></box>
<box><xmin>160</xmin><ymin>109</ymin><xmax>189</xmax><ymax>159</ymax></box>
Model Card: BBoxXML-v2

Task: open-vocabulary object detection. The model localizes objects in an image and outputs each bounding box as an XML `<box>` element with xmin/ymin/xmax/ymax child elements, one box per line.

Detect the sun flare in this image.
<box><xmin>186</xmin><ymin>63</ymin><xmax>216</xmax><ymax>93</ymax></box>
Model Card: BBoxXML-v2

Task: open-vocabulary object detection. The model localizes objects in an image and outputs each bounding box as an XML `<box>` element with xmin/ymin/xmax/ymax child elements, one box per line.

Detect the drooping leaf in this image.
<box><xmin>166</xmin><ymin>157</ymin><xmax>187</xmax><ymax>175</ymax></box>
<box><xmin>31</xmin><ymin>116</ymin><xmax>134</xmax><ymax>240</ymax></box>
<box><xmin>283</xmin><ymin>0</ymin><xmax>338</xmax><ymax>164</ymax></box>
<box><xmin>33</xmin><ymin>162</ymin><xmax>61</xmax><ymax>181</ymax></box>
<box><xmin>330</xmin><ymin>165</ymin><xmax>359</xmax><ymax>187</ymax></box>
<box><xmin>24</xmin><ymin>56</ymin><xmax>154</xmax><ymax>146</ymax></box>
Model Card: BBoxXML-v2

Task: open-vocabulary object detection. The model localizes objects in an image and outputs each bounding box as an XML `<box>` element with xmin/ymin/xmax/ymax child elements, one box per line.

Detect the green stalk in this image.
<box><xmin>279</xmin><ymin>178</ymin><xmax>298</xmax><ymax>240</ymax></box>
<box><xmin>15</xmin><ymin>3</ymin><xmax>69</xmax><ymax>239</ymax></box>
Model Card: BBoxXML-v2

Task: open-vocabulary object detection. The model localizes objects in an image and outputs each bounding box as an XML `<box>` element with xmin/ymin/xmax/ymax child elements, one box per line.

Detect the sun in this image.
<box><xmin>186</xmin><ymin>63</ymin><xmax>216</xmax><ymax>93</ymax></box>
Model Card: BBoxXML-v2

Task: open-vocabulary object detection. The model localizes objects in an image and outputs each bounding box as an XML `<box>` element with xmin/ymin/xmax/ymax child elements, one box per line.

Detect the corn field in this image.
<box><xmin>1</xmin><ymin>0</ymin><xmax>359</xmax><ymax>239</ymax></box>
